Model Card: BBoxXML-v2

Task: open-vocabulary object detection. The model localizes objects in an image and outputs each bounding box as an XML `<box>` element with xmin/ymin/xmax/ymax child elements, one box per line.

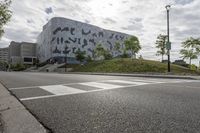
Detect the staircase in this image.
<box><xmin>45</xmin><ymin>63</ymin><xmax>65</xmax><ymax>72</ymax></box>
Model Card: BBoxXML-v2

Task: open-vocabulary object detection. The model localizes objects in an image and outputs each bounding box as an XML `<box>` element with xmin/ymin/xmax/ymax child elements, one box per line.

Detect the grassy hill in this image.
<box><xmin>71</xmin><ymin>58</ymin><xmax>199</xmax><ymax>75</ymax></box>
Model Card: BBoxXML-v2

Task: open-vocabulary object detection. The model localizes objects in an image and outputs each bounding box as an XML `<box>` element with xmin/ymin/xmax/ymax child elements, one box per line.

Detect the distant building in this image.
<box><xmin>173</xmin><ymin>60</ymin><xmax>188</xmax><ymax>68</ymax></box>
<box><xmin>0</xmin><ymin>47</ymin><xmax>9</xmax><ymax>63</ymax></box>
<box><xmin>37</xmin><ymin>17</ymin><xmax>132</xmax><ymax>64</ymax></box>
<box><xmin>9</xmin><ymin>41</ymin><xmax>21</xmax><ymax>65</ymax></box>
<box><xmin>9</xmin><ymin>41</ymin><xmax>37</xmax><ymax>65</ymax></box>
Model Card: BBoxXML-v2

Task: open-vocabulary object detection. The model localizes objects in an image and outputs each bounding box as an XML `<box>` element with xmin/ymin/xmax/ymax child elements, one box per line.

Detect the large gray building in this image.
<box><xmin>9</xmin><ymin>41</ymin><xmax>37</xmax><ymax>65</ymax></box>
<box><xmin>37</xmin><ymin>17</ymin><xmax>132</xmax><ymax>63</ymax></box>
<box><xmin>0</xmin><ymin>47</ymin><xmax>9</xmax><ymax>63</ymax></box>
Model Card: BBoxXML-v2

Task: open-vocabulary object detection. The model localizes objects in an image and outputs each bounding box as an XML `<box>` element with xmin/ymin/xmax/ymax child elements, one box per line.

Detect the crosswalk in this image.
<box><xmin>9</xmin><ymin>79</ymin><xmax>198</xmax><ymax>101</ymax></box>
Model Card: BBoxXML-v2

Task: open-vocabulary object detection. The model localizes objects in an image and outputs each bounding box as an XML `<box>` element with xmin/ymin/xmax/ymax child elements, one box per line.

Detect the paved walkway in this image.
<box><xmin>0</xmin><ymin>115</ymin><xmax>3</xmax><ymax>133</ymax></box>
<box><xmin>0</xmin><ymin>83</ymin><xmax>48</xmax><ymax>133</ymax></box>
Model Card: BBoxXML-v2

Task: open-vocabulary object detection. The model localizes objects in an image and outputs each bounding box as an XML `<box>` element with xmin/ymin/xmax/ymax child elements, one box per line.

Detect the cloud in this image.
<box><xmin>175</xmin><ymin>0</ymin><xmax>194</xmax><ymax>5</ymax></box>
<box><xmin>45</xmin><ymin>7</ymin><xmax>53</xmax><ymax>14</ymax></box>
<box><xmin>102</xmin><ymin>18</ymin><xmax>117</xmax><ymax>24</ymax></box>
<box><xmin>27</xmin><ymin>19</ymin><xmax>35</xmax><ymax>24</ymax></box>
<box><xmin>121</xmin><ymin>23</ymin><xmax>144</xmax><ymax>31</ymax></box>
<box><xmin>0</xmin><ymin>0</ymin><xmax>200</xmax><ymax>65</ymax></box>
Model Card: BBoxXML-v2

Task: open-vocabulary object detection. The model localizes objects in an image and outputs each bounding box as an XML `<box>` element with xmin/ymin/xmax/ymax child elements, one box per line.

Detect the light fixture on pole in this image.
<box><xmin>166</xmin><ymin>5</ymin><xmax>171</xmax><ymax>72</ymax></box>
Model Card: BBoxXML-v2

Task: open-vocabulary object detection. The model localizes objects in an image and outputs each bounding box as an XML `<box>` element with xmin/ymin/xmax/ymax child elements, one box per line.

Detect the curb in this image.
<box><xmin>63</xmin><ymin>72</ymin><xmax>200</xmax><ymax>80</ymax></box>
<box><xmin>0</xmin><ymin>82</ymin><xmax>49</xmax><ymax>133</ymax></box>
<box><xmin>0</xmin><ymin>113</ymin><xmax>3</xmax><ymax>133</ymax></box>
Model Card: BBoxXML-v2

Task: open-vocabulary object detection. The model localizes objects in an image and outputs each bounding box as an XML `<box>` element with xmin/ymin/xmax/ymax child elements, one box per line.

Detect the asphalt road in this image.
<box><xmin>0</xmin><ymin>72</ymin><xmax>200</xmax><ymax>133</ymax></box>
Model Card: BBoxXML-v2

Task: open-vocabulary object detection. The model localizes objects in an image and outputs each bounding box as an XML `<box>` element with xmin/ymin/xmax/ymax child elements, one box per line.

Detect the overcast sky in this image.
<box><xmin>0</xmin><ymin>0</ymin><xmax>200</xmax><ymax>65</ymax></box>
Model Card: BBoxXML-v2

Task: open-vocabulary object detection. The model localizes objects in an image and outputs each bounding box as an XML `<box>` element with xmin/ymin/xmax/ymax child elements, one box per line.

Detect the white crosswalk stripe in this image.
<box><xmin>104</xmin><ymin>80</ymin><xmax>149</xmax><ymax>85</ymax></box>
<box><xmin>40</xmin><ymin>85</ymin><xmax>86</xmax><ymax>95</ymax></box>
<box><xmin>79</xmin><ymin>82</ymin><xmax>123</xmax><ymax>89</ymax></box>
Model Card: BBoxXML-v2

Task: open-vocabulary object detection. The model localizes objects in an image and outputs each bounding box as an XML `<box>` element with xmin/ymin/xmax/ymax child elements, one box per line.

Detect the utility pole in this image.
<box><xmin>65</xmin><ymin>54</ymin><xmax>67</xmax><ymax>72</ymax></box>
<box><xmin>166</xmin><ymin>5</ymin><xmax>171</xmax><ymax>72</ymax></box>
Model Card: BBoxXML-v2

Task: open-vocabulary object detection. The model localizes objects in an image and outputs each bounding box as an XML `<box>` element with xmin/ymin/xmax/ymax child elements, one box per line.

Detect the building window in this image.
<box><xmin>24</xmin><ymin>57</ymin><xmax>32</xmax><ymax>62</ymax></box>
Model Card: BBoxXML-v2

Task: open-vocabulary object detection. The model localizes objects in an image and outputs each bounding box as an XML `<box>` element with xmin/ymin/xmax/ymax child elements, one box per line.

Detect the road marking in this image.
<box><xmin>161</xmin><ymin>84</ymin><xmax>200</xmax><ymax>89</ymax></box>
<box><xmin>129</xmin><ymin>79</ymin><xmax>164</xmax><ymax>83</ymax></box>
<box><xmin>79</xmin><ymin>82</ymin><xmax>123</xmax><ymax>89</ymax></box>
<box><xmin>170</xmin><ymin>80</ymin><xmax>199</xmax><ymax>83</ymax></box>
<box><xmin>9</xmin><ymin>82</ymin><xmax>83</xmax><ymax>90</ymax></box>
<box><xmin>104</xmin><ymin>80</ymin><xmax>149</xmax><ymax>85</ymax></box>
<box><xmin>40</xmin><ymin>85</ymin><xmax>85</xmax><ymax>95</ymax></box>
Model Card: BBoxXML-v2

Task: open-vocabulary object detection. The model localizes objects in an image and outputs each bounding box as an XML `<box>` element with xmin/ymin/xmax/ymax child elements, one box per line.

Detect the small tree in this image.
<box><xmin>155</xmin><ymin>34</ymin><xmax>167</xmax><ymax>61</ymax></box>
<box><xmin>75</xmin><ymin>49</ymin><xmax>86</xmax><ymax>63</ymax></box>
<box><xmin>94</xmin><ymin>44</ymin><xmax>113</xmax><ymax>60</ymax></box>
<box><xmin>138</xmin><ymin>55</ymin><xmax>143</xmax><ymax>60</ymax></box>
<box><xmin>94</xmin><ymin>43</ymin><xmax>105</xmax><ymax>60</ymax></box>
<box><xmin>181</xmin><ymin>38</ymin><xmax>200</xmax><ymax>68</ymax></box>
<box><xmin>180</xmin><ymin>49</ymin><xmax>198</xmax><ymax>67</ymax></box>
<box><xmin>86</xmin><ymin>55</ymin><xmax>92</xmax><ymax>62</ymax></box>
<box><xmin>125</xmin><ymin>36</ymin><xmax>141</xmax><ymax>59</ymax></box>
<box><xmin>121</xmin><ymin>49</ymin><xmax>129</xmax><ymax>58</ymax></box>
<box><xmin>114</xmin><ymin>42</ymin><xmax>121</xmax><ymax>57</ymax></box>
<box><xmin>182</xmin><ymin>37</ymin><xmax>200</xmax><ymax>49</ymax></box>
<box><xmin>104</xmin><ymin>50</ymin><xmax>112</xmax><ymax>60</ymax></box>
<box><xmin>0</xmin><ymin>0</ymin><xmax>12</xmax><ymax>38</ymax></box>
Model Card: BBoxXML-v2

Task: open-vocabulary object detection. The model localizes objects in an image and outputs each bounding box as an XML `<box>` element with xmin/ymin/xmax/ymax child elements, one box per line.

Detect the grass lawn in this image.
<box><xmin>71</xmin><ymin>58</ymin><xmax>200</xmax><ymax>75</ymax></box>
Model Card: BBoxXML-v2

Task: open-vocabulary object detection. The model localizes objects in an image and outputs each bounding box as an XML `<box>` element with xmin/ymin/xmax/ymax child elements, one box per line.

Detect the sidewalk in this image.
<box><xmin>65</xmin><ymin>72</ymin><xmax>200</xmax><ymax>80</ymax></box>
<box><xmin>0</xmin><ymin>83</ymin><xmax>48</xmax><ymax>133</ymax></box>
<box><xmin>0</xmin><ymin>114</ymin><xmax>3</xmax><ymax>133</ymax></box>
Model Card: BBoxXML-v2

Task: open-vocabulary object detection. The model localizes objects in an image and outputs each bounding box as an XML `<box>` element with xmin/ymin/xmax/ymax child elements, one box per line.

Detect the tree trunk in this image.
<box><xmin>189</xmin><ymin>58</ymin><xmax>192</xmax><ymax>69</ymax></box>
<box><xmin>162</xmin><ymin>54</ymin><xmax>164</xmax><ymax>62</ymax></box>
<box><xmin>131</xmin><ymin>49</ymin><xmax>133</xmax><ymax>60</ymax></box>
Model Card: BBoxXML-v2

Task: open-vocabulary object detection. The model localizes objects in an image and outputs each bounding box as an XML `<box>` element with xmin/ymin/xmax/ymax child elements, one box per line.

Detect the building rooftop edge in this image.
<box><xmin>43</xmin><ymin>17</ymin><xmax>134</xmax><ymax>37</ymax></box>
<box><xmin>10</xmin><ymin>41</ymin><xmax>36</xmax><ymax>44</ymax></box>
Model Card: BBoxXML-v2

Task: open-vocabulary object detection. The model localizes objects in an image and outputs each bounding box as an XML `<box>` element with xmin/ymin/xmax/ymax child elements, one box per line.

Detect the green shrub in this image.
<box><xmin>11</xmin><ymin>63</ymin><xmax>26</xmax><ymax>71</ymax></box>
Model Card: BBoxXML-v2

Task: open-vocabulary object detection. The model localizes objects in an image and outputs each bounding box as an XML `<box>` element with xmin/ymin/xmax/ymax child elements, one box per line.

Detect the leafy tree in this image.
<box><xmin>124</xmin><ymin>36</ymin><xmax>141</xmax><ymax>59</ymax></box>
<box><xmin>182</xmin><ymin>37</ymin><xmax>200</xmax><ymax>49</ymax></box>
<box><xmin>180</xmin><ymin>49</ymin><xmax>198</xmax><ymax>66</ymax></box>
<box><xmin>86</xmin><ymin>55</ymin><xmax>92</xmax><ymax>62</ymax></box>
<box><xmin>104</xmin><ymin>50</ymin><xmax>112</xmax><ymax>60</ymax></box>
<box><xmin>155</xmin><ymin>34</ymin><xmax>168</xmax><ymax>61</ymax></box>
<box><xmin>94</xmin><ymin>43</ymin><xmax>113</xmax><ymax>60</ymax></box>
<box><xmin>182</xmin><ymin>37</ymin><xmax>200</xmax><ymax>54</ymax></box>
<box><xmin>181</xmin><ymin>37</ymin><xmax>200</xmax><ymax>68</ymax></box>
<box><xmin>0</xmin><ymin>61</ymin><xmax>8</xmax><ymax>71</ymax></box>
<box><xmin>75</xmin><ymin>49</ymin><xmax>86</xmax><ymax>63</ymax></box>
<box><xmin>0</xmin><ymin>0</ymin><xmax>12</xmax><ymax>38</ymax></box>
<box><xmin>120</xmin><ymin>49</ymin><xmax>129</xmax><ymax>58</ymax></box>
<box><xmin>138</xmin><ymin>55</ymin><xmax>143</xmax><ymax>60</ymax></box>
<box><xmin>114</xmin><ymin>42</ymin><xmax>121</xmax><ymax>57</ymax></box>
<box><xmin>94</xmin><ymin>43</ymin><xmax>105</xmax><ymax>60</ymax></box>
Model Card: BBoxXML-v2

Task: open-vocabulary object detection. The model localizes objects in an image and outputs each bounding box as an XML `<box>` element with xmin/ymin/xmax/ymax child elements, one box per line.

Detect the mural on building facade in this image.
<box><xmin>37</xmin><ymin>18</ymin><xmax>131</xmax><ymax>62</ymax></box>
<box><xmin>51</xmin><ymin>27</ymin><xmax>129</xmax><ymax>57</ymax></box>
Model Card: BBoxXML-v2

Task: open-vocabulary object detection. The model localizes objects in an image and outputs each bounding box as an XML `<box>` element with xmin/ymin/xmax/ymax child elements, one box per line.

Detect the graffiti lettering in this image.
<box><xmin>70</xmin><ymin>28</ymin><xmax>75</xmax><ymax>35</ymax></box>
<box><xmin>69</xmin><ymin>37</ymin><xmax>77</xmax><ymax>43</ymax></box>
<box><xmin>82</xmin><ymin>39</ymin><xmax>88</xmax><ymax>48</ymax></box>
<box><xmin>82</xmin><ymin>29</ymin><xmax>91</xmax><ymax>35</ymax></box>
<box><xmin>53</xmin><ymin>27</ymin><xmax>61</xmax><ymax>35</ymax></box>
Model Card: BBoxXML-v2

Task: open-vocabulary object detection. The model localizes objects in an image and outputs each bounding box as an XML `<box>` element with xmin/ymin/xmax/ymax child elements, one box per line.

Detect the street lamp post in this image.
<box><xmin>166</xmin><ymin>5</ymin><xmax>171</xmax><ymax>72</ymax></box>
<box><xmin>65</xmin><ymin>54</ymin><xmax>67</xmax><ymax>72</ymax></box>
